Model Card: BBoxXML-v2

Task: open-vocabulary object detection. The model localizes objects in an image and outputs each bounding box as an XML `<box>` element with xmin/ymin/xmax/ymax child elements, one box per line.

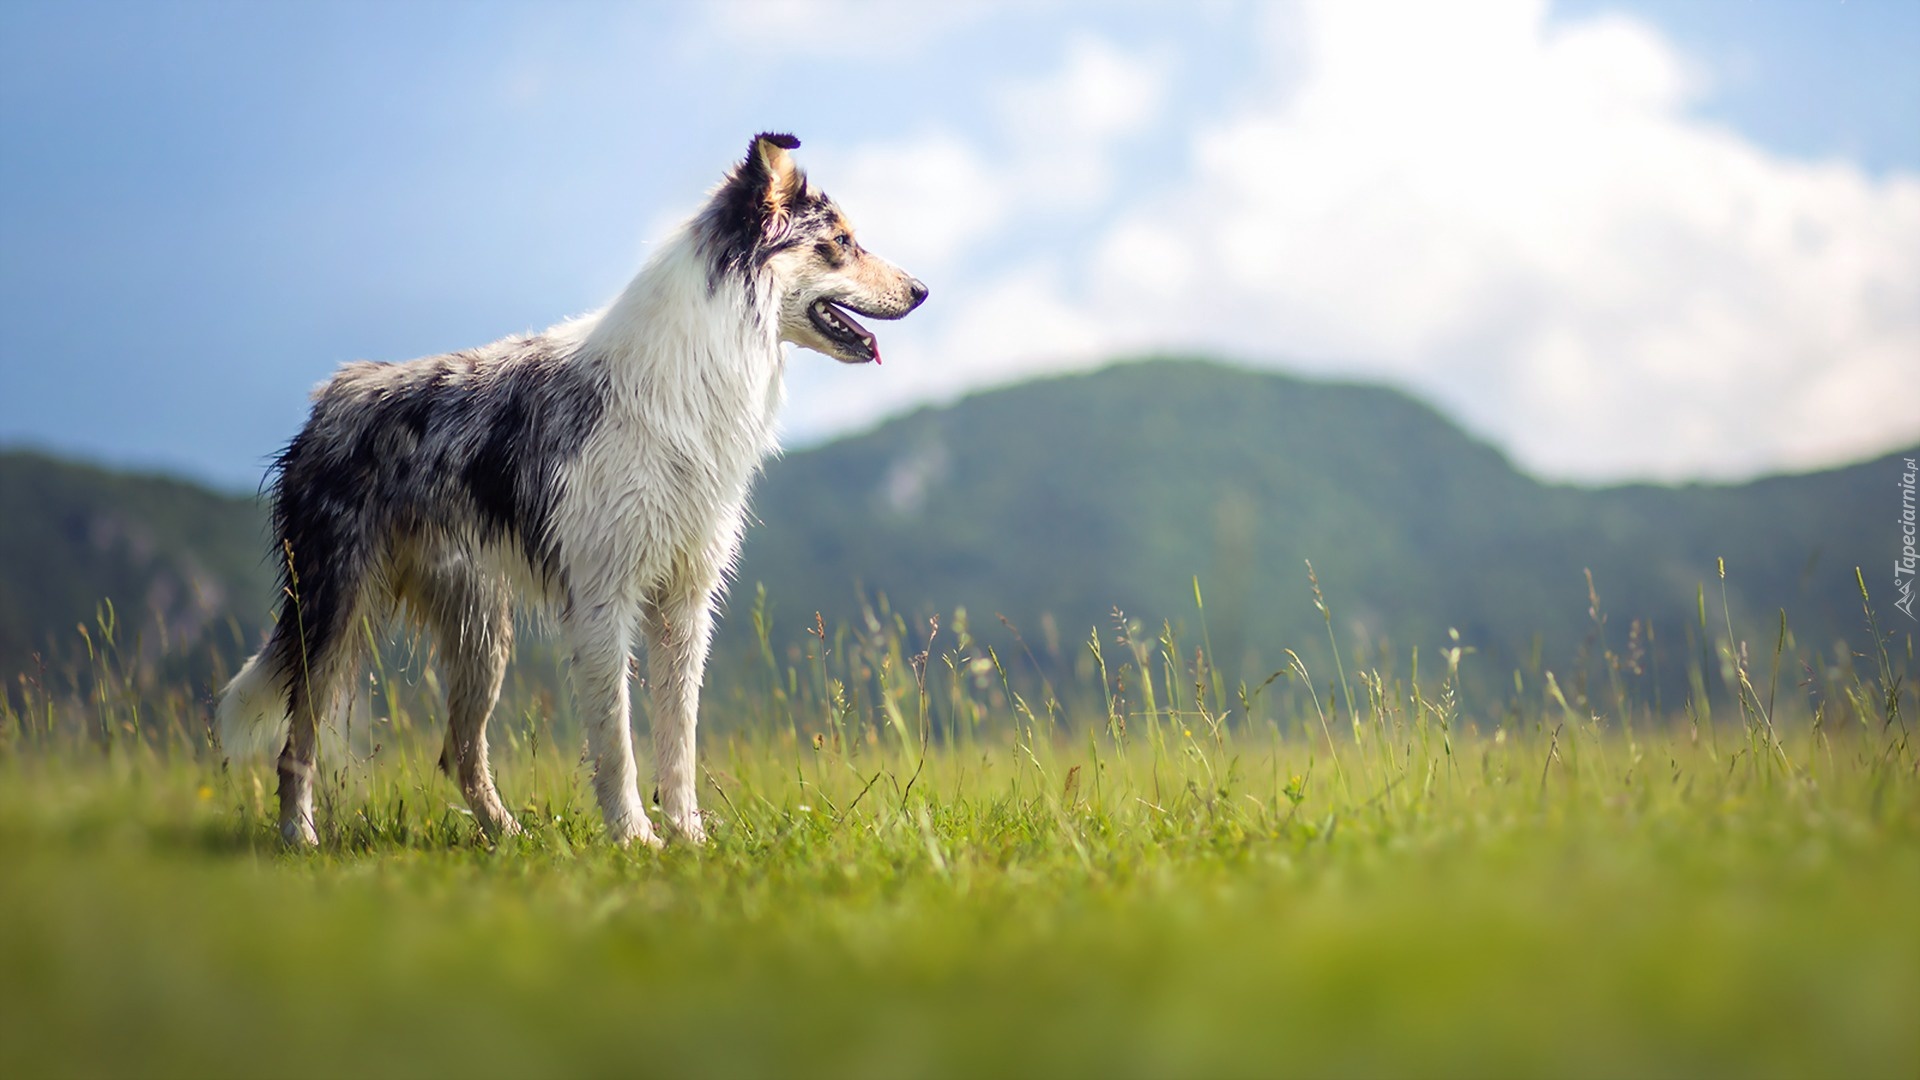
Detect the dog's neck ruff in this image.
<box><xmin>573</xmin><ymin>224</ymin><xmax>789</xmax><ymax>464</ymax></box>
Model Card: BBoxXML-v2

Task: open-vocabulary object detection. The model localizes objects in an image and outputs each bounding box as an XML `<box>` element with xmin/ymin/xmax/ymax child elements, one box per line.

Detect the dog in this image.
<box><xmin>216</xmin><ymin>133</ymin><xmax>926</xmax><ymax>847</ymax></box>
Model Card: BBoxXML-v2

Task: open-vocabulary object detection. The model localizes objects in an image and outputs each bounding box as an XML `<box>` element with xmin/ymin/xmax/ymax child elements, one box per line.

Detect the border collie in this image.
<box><xmin>217</xmin><ymin>133</ymin><xmax>926</xmax><ymax>847</ymax></box>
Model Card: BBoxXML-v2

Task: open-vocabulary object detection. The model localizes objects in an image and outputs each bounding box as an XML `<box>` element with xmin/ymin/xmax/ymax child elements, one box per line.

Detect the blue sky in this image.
<box><xmin>1</xmin><ymin>0</ymin><xmax>1916</xmax><ymax>489</ymax></box>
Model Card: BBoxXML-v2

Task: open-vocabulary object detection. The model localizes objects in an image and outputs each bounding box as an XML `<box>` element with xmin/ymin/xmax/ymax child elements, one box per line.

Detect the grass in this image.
<box><xmin>1</xmin><ymin>578</ymin><xmax>1917</xmax><ymax>1077</ymax></box>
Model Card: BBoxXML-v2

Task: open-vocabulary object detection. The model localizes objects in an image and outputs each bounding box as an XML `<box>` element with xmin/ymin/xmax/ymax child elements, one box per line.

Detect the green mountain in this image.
<box><xmin>737</xmin><ymin>359</ymin><xmax>1904</xmax><ymax>691</ymax></box>
<box><xmin>1</xmin><ymin>359</ymin><xmax>1907</xmax><ymax>701</ymax></box>
<box><xmin>0</xmin><ymin>450</ymin><xmax>273</xmax><ymax>677</ymax></box>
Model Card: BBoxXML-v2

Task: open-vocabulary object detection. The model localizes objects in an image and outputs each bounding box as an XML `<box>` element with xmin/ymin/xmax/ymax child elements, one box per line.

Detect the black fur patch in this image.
<box><xmin>695</xmin><ymin>133</ymin><xmax>842</xmax><ymax>289</ymax></box>
<box><xmin>264</xmin><ymin>338</ymin><xmax>607</xmax><ymax>702</ymax></box>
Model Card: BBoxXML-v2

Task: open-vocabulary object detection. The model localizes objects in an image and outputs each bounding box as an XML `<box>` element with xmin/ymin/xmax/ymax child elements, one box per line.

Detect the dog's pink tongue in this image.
<box><xmin>872</xmin><ymin>346</ymin><xmax>882</xmax><ymax>366</ymax></box>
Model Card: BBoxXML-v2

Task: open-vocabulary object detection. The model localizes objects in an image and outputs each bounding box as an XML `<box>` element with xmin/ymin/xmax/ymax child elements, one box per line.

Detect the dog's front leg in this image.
<box><xmin>642</xmin><ymin>570</ymin><xmax>718</xmax><ymax>844</ymax></box>
<box><xmin>565</xmin><ymin>606</ymin><xmax>660</xmax><ymax>848</ymax></box>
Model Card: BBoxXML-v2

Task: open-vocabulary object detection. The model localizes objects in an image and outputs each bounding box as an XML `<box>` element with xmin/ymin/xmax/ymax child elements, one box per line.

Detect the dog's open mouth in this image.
<box><xmin>809</xmin><ymin>299</ymin><xmax>882</xmax><ymax>365</ymax></box>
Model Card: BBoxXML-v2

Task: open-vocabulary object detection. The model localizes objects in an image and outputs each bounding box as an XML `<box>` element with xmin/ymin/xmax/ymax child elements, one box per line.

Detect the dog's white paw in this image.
<box><xmin>483</xmin><ymin>814</ymin><xmax>524</xmax><ymax>842</ymax></box>
<box><xmin>663</xmin><ymin>808</ymin><xmax>708</xmax><ymax>845</ymax></box>
<box><xmin>622</xmin><ymin>827</ymin><xmax>665</xmax><ymax>850</ymax></box>
<box><xmin>280</xmin><ymin>815</ymin><xmax>318</xmax><ymax>849</ymax></box>
<box><xmin>609</xmin><ymin>809</ymin><xmax>663</xmax><ymax>849</ymax></box>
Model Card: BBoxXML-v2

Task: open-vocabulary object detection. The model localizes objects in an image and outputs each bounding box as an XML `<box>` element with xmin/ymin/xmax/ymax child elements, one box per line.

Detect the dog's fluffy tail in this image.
<box><xmin>215</xmin><ymin>648</ymin><xmax>291</xmax><ymax>759</ymax></box>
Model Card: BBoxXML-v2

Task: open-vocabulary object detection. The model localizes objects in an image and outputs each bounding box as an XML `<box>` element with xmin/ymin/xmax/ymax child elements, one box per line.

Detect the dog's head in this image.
<box><xmin>701</xmin><ymin>133</ymin><xmax>927</xmax><ymax>365</ymax></box>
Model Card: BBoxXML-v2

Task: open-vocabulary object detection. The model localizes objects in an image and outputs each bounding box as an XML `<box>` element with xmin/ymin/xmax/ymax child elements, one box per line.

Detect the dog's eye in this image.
<box><xmin>834</xmin><ymin>233</ymin><xmax>852</xmax><ymax>249</ymax></box>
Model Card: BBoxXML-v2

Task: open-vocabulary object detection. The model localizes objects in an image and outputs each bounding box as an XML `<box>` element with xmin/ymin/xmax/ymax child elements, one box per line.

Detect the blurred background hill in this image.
<box><xmin>0</xmin><ymin>451</ymin><xmax>271</xmax><ymax>678</ymax></box>
<box><xmin>2</xmin><ymin>358</ymin><xmax>1904</xmax><ymax>704</ymax></box>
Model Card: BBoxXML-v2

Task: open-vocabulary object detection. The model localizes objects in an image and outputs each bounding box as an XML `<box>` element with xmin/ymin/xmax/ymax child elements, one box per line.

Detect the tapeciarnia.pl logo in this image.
<box><xmin>1898</xmin><ymin>457</ymin><xmax>1918</xmax><ymax>620</ymax></box>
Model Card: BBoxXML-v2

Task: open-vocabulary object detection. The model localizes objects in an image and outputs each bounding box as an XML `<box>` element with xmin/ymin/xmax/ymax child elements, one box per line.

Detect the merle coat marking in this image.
<box><xmin>218</xmin><ymin>134</ymin><xmax>926</xmax><ymax>847</ymax></box>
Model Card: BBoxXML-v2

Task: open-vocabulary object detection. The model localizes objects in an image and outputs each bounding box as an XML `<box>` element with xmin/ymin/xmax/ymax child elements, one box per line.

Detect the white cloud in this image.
<box><xmin>991</xmin><ymin>35</ymin><xmax>1172</xmax><ymax>211</ymax></box>
<box><xmin>784</xmin><ymin>33</ymin><xmax>1176</xmax><ymax>437</ymax></box>
<box><xmin>997</xmin><ymin>35</ymin><xmax>1167</xmax><ymax>144</ymax></box>
<box><xmin>794</xmin><ymin>0</ymin><xmax>1920</xmax><ymax>481</ymax></box>
<box><xmin>809</xmin><ymin>36</ymin><xmax>1170</xmax><ymax>277</ymax></box>
<box><xmin>817</xmin><ymin>132</ymin><xmax>1013</xmax><ymax>272</ymax></box>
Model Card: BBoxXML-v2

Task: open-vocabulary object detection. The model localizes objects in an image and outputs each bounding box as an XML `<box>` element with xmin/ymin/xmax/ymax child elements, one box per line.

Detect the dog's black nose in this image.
<box><xmin>907</xmin><ymin>278</ymin><xmax>929</xmax><ymax>309</ymax></box>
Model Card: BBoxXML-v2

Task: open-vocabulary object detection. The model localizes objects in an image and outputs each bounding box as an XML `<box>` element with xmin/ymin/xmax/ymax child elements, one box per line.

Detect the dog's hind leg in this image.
<box><xmin>565</xmin><ymin>605</ymin><xmax>659</xmax><ymax>848</ymax></box>
<box><xmin>277</xmin><ymin>686</ymin><xmax>323</xmax><ymax>848</ymax></box>
<box><xmin>642</xmin><ymin>559</ymin><xmax>722</xmax><ymax>845</ymax></box>
<box><xmin>269</xmin><ymin>575</ymin><xmax>366</xmax><ymax>850</ymax></box>
<box><xmin>418</xmin><ymin>562</ymin><xmax>520</xmax><ymax>840</ymax></box>
<box><xmin>275</xmin><ymin>624</ymin><xmax>361</xmax><ymax>849</ymax></box>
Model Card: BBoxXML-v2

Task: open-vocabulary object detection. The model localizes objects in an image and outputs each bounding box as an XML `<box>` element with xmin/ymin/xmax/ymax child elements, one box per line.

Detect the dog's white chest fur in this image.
<box><xmin>552</xmin><ymin>235</ymin><xmax>787</xmax><ymax>607</ymax></box>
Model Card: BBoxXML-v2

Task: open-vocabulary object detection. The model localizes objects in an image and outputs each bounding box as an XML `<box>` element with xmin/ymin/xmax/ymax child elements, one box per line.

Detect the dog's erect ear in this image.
<box><xmin>744</xmin><ymin>132</ymin><xmax>805</xmax><ymax>244</ymax></box>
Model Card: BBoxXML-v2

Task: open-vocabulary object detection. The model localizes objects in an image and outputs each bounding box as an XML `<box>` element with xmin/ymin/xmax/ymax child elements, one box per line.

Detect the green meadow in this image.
<box><xmin>2</xmin><ymin>579</ymin><xmax>1916</xmax><ymax>1078</ymax></box>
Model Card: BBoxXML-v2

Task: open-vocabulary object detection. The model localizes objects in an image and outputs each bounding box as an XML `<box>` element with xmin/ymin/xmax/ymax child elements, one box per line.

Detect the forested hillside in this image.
<box><xmin>3</xmin><ymin>359</ymin><xmax>1907</xmax><ymax>701</ymax></box>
